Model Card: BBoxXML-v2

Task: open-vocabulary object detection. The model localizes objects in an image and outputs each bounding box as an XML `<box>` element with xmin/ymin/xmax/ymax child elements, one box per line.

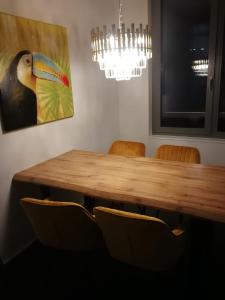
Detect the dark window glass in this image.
<box><xmin>218</xmin><ymin>24</ymin><xmax>225</xmax><ymax>132</ymax></box>
<box><xmin>161</xmin><ymin>0</ymin><xmax>210</xmax><ymax>128</ymax></box>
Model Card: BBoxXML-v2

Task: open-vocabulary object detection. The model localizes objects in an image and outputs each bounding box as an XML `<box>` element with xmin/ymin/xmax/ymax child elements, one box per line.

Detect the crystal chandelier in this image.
<box><xmin>91</xmin><ymin>0</ymin><xmax>152</xmax><ymax>81</ymax></box>
<box><xmin>190</xmin><ymin>47</ymin><xmax>208</xmax><ymax>77</ymax></box>
<box><xmin>192</xmin><ymin>59</ymin><xmax>209</xmax><ymax>77</ymax></box>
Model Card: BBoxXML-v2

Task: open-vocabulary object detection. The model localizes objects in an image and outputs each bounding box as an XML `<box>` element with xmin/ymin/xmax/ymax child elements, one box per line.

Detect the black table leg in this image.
<box><xmin>84</xmin><ymin>195</ymin><xmax>95</xmax><ymax>213</ymax></box>
<box><xmin>138</xmin><ymin>205</ymin><xmax>146</xmax><ymax>215</ymax></box>
<box><xmin>40</xmin><ymin>186</ymin><xmax>50</xmax><ymax>199</ymax></box>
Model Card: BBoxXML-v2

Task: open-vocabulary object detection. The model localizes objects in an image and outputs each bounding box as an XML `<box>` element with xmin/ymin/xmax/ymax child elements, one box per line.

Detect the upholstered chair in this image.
<box><xmin>154</xmin><ymin>144</ymin><xmax>201</xmax><ymax>225</ymax></box>
<box><xmin>94</xmin><ymin>206</ymin><xmax>185</xmax><ymax>271</ymax></box>
<box><xmin>108</xmin><ymin>140</ymin><xmax>145</xmax><ymax>157</ymax></box>
<box><xmin>20</xmin><ymin>198</ymin><xmax>105</xmax><ymax>251</ymax></box>
<box><xmin>154</xmin><ymin>144</ymin><xmax>200</xmax><ymax>163</ymax></box>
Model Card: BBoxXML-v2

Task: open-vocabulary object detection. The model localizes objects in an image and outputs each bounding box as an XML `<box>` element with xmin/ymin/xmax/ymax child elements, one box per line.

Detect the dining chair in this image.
<box><xmin>20</xmin><ymin>197</ymin><xmax>105</xmax><ymax>252</ymax></box>
<box><xmin>107</xmin><ymin>140</ymin><xmax>146</xmax><ymax>213</ymax></box>
<box><xmin>94</xmin><ymin>206</ymin><xmax>186</xmax><ymax>272</ymax></box>
<box><xmin>154</xmin><ymin>144</ymin><xmax>201</xmax><ymax>224</ymax></box>
<box><xmin>108</xmin><ymin>140</ymin><xmax>145</xmax><ymax>157</ymax></box>
<box><xmin>154</xmin><ymin>144</ymin><xmax>200</xmax><ymax>163</ymax></box>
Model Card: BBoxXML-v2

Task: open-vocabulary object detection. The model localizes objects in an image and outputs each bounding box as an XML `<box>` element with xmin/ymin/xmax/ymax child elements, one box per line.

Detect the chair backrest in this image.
<box><xmin>155</xmin><ymin>144</ymin><xmax>200</xmax><ymax>163</ymax></box>
<box><xmin>94</xmin><ymin>206</ymin><xmax>185</xmax><ymax>271</ymax></box>
<box><xmin>20</xmin><ymin>198</ymin><xmax>104</xmax><ymax>251</ymax></box>
<box><xmin>108</xmin><ymin>140</ymin><xmax>145</xmax><ymax>157</ymax></box>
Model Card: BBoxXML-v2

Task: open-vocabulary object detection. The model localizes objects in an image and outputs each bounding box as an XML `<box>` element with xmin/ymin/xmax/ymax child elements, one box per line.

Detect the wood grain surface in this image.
<box><xmin>13</xmin><ymin>150</ymin><xmax>225</xmax><ymax>223</ymax></box>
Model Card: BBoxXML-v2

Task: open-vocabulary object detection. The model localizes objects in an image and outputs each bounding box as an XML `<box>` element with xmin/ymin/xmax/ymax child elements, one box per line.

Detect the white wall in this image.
<box><xmin>0</xmin><ymin>0</ymin><xmax>119</xmax><ymax>262</ymax></box>
<box><xmin>118</xmin><ymin>0</ymin><xmax>225</xmax><ymax>166</ymax></box>
<box><xmin>117</xmin><ymin>0</ymin><xmax>151</xmax><ymax>149</ymax></box>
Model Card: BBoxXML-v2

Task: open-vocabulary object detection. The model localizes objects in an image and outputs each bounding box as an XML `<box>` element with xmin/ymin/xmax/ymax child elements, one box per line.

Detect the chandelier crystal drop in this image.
<box><xmin>91</xmin><ymin>2</ymin><xmax>152</xmax><ymax>81</ymax></box>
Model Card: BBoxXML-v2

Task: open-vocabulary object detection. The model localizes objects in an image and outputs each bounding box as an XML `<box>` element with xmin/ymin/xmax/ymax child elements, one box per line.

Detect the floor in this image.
<box><xmin>1</xmin><ymin>236</ymin><xmax>223</xmax><ymax>300</ymax></box>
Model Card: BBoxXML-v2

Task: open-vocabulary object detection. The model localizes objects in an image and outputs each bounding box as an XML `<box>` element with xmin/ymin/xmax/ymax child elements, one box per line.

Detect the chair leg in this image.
<box><xmin>40</xmin><ymin>185</ymin><xmax>50</xmax><ymax>199</ymax></box>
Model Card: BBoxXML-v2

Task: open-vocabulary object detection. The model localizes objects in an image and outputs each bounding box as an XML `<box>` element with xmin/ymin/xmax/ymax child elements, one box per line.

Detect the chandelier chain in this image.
<box><xmin>119</xmin><ymin>0</ymin><xmax>123</xmax><ymax>29</ymax></box>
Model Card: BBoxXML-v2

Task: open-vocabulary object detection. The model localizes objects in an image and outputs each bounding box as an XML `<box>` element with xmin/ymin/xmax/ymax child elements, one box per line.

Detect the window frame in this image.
<box><xmin>212</xmin><ymin>0</ymin><xmax>225</xmax><ymax>137</ymax></box>
<box><xmin>151</xmin><ymin>0</ymin><xmax>222</xmax><ymax>138</ymax></box>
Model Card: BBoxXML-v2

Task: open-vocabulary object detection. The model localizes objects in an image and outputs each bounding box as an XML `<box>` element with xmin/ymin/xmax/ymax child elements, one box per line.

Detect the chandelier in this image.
<box><xmin>190</xmin><ymin>47</ymin><xmax>208</xmax><ymax>77</ymax></box>
<box><xmin>192</xmin><ymin>59</ymin><xmax>209</xmax><ymax>77</ymax></box>
<box><xmin>91</xmin><ymin>1</ymin><xmax>152</xmax><ymax>81</ymax></box>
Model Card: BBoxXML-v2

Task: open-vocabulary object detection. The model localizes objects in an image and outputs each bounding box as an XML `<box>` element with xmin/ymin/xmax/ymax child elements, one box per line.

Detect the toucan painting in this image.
<box><xmin>0</xmin><ymin>50</ymin><xmax>70</xmax><ymax>132</ymax></box>
<box><xmin>0</xmin><ymin>12</ymin><xmax>74</xmax><ymax>133</ymax></box>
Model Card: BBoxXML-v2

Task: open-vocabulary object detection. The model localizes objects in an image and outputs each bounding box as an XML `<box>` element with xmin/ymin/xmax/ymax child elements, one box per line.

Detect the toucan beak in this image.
<box><xmin>32</xmin><ymin>53</ymin><xmax>69</xmax><ymax>87</ymax></box>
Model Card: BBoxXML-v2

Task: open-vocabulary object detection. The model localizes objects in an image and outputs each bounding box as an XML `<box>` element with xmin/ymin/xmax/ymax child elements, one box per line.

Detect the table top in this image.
<box><xmin>13</xmin><ymin>150</ymin><xmax>225</xmax><ymax>223</ymax></box>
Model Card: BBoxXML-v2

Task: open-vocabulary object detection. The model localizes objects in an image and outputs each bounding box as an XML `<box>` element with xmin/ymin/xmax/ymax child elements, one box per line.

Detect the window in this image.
<box><xmin>151</xmin><ymin>0</ymin><xmax>225</xmax><ymax>138</ymax></box>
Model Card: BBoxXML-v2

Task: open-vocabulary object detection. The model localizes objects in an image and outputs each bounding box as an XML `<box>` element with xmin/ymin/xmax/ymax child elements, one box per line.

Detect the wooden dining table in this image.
<box><xmin>13</xmin><ymin>149</ymin><xmax>225</xmax><ymax>224</ymax></box>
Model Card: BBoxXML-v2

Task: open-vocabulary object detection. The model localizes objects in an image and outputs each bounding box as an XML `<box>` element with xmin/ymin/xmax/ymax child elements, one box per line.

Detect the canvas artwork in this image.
<box><xmin>0</xmin><ymin>12</ymin><xmax>74</xmax><ymax>132</ymax></box>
